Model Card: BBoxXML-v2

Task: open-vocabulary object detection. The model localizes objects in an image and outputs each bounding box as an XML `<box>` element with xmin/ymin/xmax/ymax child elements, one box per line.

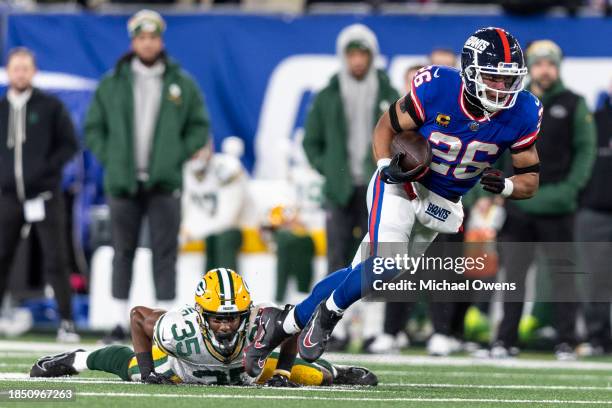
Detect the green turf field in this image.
<box><xmin>1</xmin><ymin>339</ymin><xmax>611</xmax><ymax>407</ymax></box>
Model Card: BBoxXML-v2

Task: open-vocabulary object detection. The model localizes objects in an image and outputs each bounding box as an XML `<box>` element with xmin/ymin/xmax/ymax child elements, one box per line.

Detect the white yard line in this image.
<box><xmin>382</xmin><ymin>383</ymin><xmax>612</xmax><ymax>391</ymax></box>
<box><xmin>0</xmin><ymin>341</ymin><xmax>99</xmax><ymax>353</ymax></box>
<box><xmin>0</xmin><ymin>373</ymin><xmax>611</xmax><ymax>393</ymax></box>
<box><xmin>376</xmin><ymin>370</ymin><xmax>612</xmax><ymax>381</ymax></box>
<box><xmin>74</xmin><ymin>392</ymin><xmax>612</xmax><ymax>404</ymax></box>
<box><xmin>325</xmin><ymin>352</ymin><xmax>612</xmax><ymax>371</ymax></box>
<box><xmin>2</xmin><ymin>341</ymin><xmax>612</xmax><ymax>371</ymax></box>
<box><xmin>0</xmin><ymin>373</ymin><xmax>125</xmax><ymax>383</ymax></box>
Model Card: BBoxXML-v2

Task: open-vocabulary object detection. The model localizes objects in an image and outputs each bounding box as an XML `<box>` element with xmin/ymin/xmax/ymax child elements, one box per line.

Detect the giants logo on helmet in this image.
<box><xmin>464</xmin><ymin>36</ymin><xmax>490</xmax><ymax>53</ymax></box>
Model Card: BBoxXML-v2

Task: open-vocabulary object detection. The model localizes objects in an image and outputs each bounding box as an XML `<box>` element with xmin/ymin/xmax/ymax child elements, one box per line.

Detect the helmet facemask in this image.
<box><xmin>194</xmin><ymin>268</ymin><xmax>253</xmax><ymax>361</ymax></box>
<box><xmin>197</xmin><ymin>307</ymin><xmax>250</xmax><ymax>360</ymax></box>
<box><xmin>464</xmin><ymin>62</ymin><xmax>527</xmax><ymax>112</ymax></box>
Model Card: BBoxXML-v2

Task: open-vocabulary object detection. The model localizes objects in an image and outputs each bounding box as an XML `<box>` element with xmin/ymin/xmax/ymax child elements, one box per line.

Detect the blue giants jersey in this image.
<box><xmin>407</xmin><ymin>65</ymin><xmax>542</xmax><ymax>200</ymax></box>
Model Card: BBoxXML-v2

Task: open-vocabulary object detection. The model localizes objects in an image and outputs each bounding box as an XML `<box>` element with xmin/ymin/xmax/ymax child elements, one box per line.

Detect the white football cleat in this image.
<box><xmin>57</xmin><ymin>320</ymin><xmax>81</xmax><ymax>344</ymax></box>
<box><xmin>427</xmin><ymin>333</ymin><xmax>461</xmax><ymax>356</ymax></box>
<box><xmin>365</xmin><ymin>333</ymin><xmax>399</xmax><ymax>354</ymax></box>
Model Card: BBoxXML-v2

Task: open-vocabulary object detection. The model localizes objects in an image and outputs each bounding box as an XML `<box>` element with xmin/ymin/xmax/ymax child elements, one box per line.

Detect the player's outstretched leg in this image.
<box><xmin>298</xmin><ymin>299</ymin><xmax>343</xmax><ymax>362</ymax></box>
<box><xmin>244</xmin><ymin>266</ymin><xmax>356</xmax><ymax>376</ymax></box>
<box><xmin>244</xmin><ymin>305</ymin><xmax>295</xmax><ymax>377</ymax></box>
<box><xmin>298</xmin><ymin>258</ymin><xmax>397</xmax><ymax>362</ymax></box>
<box><xmin>30</xmin><ymin>349</ymin><xmax>84</xmax><ymax>377</ymax></box>
<box><xmin>31</xmin><ymin>345</ymin><xmax>136</xmax><ymax>381</ymax></box>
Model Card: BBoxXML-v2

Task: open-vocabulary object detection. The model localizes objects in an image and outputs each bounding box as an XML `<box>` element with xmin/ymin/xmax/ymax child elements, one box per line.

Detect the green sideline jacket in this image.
<box><xmin>85</xmin><ymin>53</ymin><xmax>209</xmax><ymax>197</ymax></box>
<box><xmin>303</xmin><ymin>70</ymin><xmax>400</xmax><ymax>207</ymax></box>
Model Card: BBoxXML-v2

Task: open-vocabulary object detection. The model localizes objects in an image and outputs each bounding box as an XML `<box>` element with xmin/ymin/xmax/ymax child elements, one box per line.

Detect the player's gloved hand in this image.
<box><xmin>480</xmin><ymin>167</ymin><xmax>506</xmax><ymax>194</ymax></box>
<box><xmin>264</xmin><ymin>374</ymin><xmax>301</xmax><ymax>388</ymax></box>
<box><xmin>141</xmin><ymin>371</ymin><xmax>176</xmax><ymax>385</ymax></box>
<box><xmin>380</xmin><ymin>153</ymin><xmax>429</xmax><ymax>185</ymax></box>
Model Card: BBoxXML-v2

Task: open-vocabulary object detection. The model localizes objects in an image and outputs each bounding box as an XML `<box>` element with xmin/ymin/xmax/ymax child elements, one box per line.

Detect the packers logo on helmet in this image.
<box><xmin>194</xmin><ymin>268</ymin><xmax>252</xmax><ymax>362</ymax></box>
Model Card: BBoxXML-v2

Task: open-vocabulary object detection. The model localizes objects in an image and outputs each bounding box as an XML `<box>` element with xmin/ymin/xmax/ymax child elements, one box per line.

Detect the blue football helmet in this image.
<box><xmin>461</xmin><ymin>27</ymin><xmax>528</xmax><ymax>112</ymax></box>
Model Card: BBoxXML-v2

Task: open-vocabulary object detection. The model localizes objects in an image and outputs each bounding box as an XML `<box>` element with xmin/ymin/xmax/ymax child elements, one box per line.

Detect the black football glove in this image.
<box><xmin>141</xmin><ymin>371</ymin><xmax>176</xmax><ymax>385</ymax></box>
<box><xmin>380</xmin><ymin>153</ymin><xmax>429</xmax><ymax>185</ymax></box>
<box><xmin>264</xmin><ymin>374</ymin><xmax>301</xmax><ymax>388</ymax></box>
<box><xmin>480</xmin><ymin>167</ymin><xmax>506</xmax><ymax>194</ymax></box>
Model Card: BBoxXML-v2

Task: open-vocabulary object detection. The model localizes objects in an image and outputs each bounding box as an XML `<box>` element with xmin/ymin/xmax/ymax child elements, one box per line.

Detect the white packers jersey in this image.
<box><xmin>182</xmin><ymin>153</ymin><xmax>247</xmax><ymax>240</ymax></box>
<box><xmin>152</xmin><ymin>303</ymin><xmax>268</xmax><ymax>385</ymax></box>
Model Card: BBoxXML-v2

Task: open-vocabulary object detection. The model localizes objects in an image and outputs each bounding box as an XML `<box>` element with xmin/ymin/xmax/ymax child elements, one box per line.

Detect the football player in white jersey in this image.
<box><xmin>30</xmin><ymin>268</ymin><xmax>377</xmax><ymax>387</ymax></box>
<box><xmin>180</xmin><ymin>142</ymin><xmax>247</xmax><ymax>244</ymax></box>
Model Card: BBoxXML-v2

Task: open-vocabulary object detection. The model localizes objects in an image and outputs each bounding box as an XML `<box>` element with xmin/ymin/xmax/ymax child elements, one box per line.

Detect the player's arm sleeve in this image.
<box><xmin>152</xmin><ymin>313</ymin><xmax>178</xmax><ymax>357</ymax></box>
<box><xmin>303</xmin><ymin>95</ymin><xmax>326</xmax><ymax>174</ymax></box>
<box><xmin>510</xmin><ymin>102</ymin><xmax>542</xmax><ymax>153</ymax></box>
<box><xmin>399</xmin><ymin>92</ymin><xmax>424</xmax><ymax>128</ymax></box>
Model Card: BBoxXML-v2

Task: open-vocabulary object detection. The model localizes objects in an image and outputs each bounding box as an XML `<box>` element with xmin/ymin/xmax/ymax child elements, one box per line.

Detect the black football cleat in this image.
<box><xmin>263</xmin><ymin>373</ymin><xmax>301</xmax><ymax>388</ymax></box>
<box><xmin>243</xmin><ymin>305</ymin><xmax>293</xmax><ymax>377</ymax></box>
<box><xmin>298</xmin><ymin>300</ymin><xmax>343</xmax><ymax>363</ymax></box>
<box><xmin>333</xmin><ymin>365</ymin><xmax>378</xmax><ymax>386</ymax></box>
<box><xmin>30</xmin><ymin>349</ymin><xmax>84</xmax><ymax>378</ymax></box>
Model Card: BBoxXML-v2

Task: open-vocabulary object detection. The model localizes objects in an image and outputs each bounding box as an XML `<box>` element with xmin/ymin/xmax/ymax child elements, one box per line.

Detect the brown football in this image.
<box><xmin>390</xmin><ymin>130</ymin><xmax>432</xmax><ymax>172</ymax></box>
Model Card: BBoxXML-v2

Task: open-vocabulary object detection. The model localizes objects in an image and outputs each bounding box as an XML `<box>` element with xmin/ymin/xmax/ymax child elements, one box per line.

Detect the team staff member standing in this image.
<box><xmin>302</xmin><ymin>24</ymin><xmax>399</xmax><ymax>351</ymax></box>
<box><xmin>0</xmin><ymin>48</ymin><xmax>80</xmax><ymax>342</ymax></box>
<box><xmin>494</xmin><ymin>40</ymin><xmax>596</xmax><ymax>360</ymax></box>
<box><xmin>303</xmin><ymin>24</ymin><xmax>399</xmax><ymax>275</ymax></box>
<box><xmin>85</xmin><ymin>10</ymin><xmax>209</xmax><ymax>341</ymax></box>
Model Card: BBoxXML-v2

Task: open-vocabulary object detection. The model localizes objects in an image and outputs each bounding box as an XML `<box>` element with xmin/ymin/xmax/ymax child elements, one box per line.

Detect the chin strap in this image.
<box><xmin>463</xmin><ymin>91</ymin><xmax>490</xmax><ymax>118</ymax></box>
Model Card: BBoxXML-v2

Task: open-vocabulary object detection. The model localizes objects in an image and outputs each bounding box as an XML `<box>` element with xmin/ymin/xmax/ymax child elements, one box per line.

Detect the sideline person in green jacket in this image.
<box><xmin>494</xmin><ymin>39</ymin><xmax>596</xmax><ymax>361</ymax></box>
<box><xmin>85</xmin><ymin>10</ymin><xmax>209</xmax><ymax>343</ymax></box>
<box><xmin>302</xmin><ymin>23</ymin><xmax>399</xmax><ymax>351</ymax></box>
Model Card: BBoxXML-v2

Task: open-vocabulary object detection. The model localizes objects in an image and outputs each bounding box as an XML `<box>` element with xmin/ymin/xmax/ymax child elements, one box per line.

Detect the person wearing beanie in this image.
<box><xmin>302</xmin><ymin>24</ymin><xmax>399</xmax><ymax>351</ymax></box>
<box><xmin>85</xmin><ymin>9</ymin><xmax>209</xmax><ymax>343</ymax></box>
<box><xmin>494</xmin><ymin>39</ymin><xmax>596</xmax><ymax>360</ymax></box>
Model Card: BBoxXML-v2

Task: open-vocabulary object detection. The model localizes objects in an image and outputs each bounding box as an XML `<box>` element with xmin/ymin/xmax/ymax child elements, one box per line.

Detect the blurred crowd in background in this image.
<box><xmin>0</xmin><ymin>6</ymin><xmax>611</xmax><ymax>363</ymax></box>
<box><xmin>2</xmin><ymin>0</ymin><xmax>611</xmax><ymax>15</ymax></box>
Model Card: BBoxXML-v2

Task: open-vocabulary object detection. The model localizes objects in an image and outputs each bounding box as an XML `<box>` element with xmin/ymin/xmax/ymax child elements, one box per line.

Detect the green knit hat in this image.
<box><xmin>128</xmin><ymin>9</ymin><xmax>166</xmax><ymax>38</ymax></box>
<box><xmin>345</xmin><ymin>39</ymin><xmax>370</xmax><ymax>53</ymax></box>
<box><xmin>526</xmin><ymin>40</ymin><xmax>563</xmax><ymax>68</ymax></box>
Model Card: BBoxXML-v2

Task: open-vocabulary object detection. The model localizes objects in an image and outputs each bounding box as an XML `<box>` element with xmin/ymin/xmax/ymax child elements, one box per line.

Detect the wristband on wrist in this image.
<box><xmin>501</xmin><ymin>178</ymin><xmax>514</xmax><ymax>198</ymax></box>
<box><xmin>135</xmin><ymin>351</ymin><xmax>154</xmax><ymax>379</ymax></box>
<box><xmin>377</xmin><ymin>158</ymin><xmax>392</xmax><ymax>168</ymax></box>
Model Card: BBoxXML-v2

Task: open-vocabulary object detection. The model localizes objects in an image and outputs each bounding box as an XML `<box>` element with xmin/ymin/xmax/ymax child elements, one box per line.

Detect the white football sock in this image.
<box><xmin>326</xmin><ymin>294</ymin><xmax>345</xmax><ymax>315</ymax></box>
<box><xmin>72</xmin><ymin>350</ymin><xmax>91</xmax><ymax>372</ymax></box>
<box><xmin>108</xmin><ymin>299</ymin><xmax>130</xmax><ymax>330</ymax></box>
<box><xmin>282</xmin><ymin>308</ymin><xmax>301</xmax><ymax>335</ymax></box>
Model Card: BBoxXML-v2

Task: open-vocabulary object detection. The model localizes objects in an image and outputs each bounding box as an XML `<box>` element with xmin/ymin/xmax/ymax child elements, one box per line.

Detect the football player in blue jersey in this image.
<box><xmin>244</xmin><ymin>27</ymin><xmax>542</xmax><ymax>375</ymax></box>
